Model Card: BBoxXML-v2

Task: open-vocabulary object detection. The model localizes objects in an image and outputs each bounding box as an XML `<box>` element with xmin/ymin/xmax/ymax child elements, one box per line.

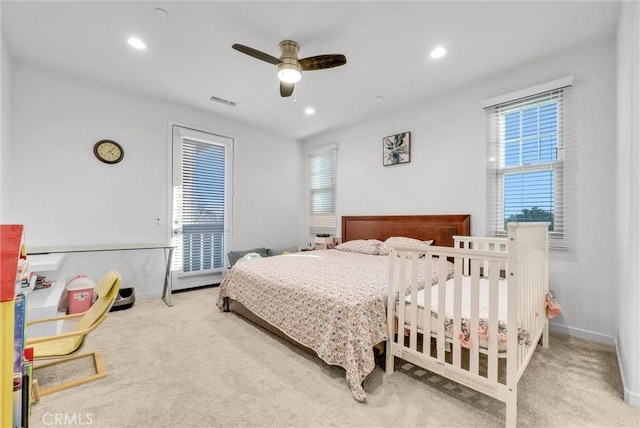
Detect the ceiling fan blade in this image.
<box><xmin>280</xmin><ymin>81</ymin><xmax>295</xmax><ymax>97</ymax></box>
<box><xmin>299</xmin><ymin>54</ymin><xmax>347</xmax><ymax>71</ymax></box>
<box><xmin>232</xmin><ymin>44</ymin><xmax>281</xmax><ymax>65</ymax></box>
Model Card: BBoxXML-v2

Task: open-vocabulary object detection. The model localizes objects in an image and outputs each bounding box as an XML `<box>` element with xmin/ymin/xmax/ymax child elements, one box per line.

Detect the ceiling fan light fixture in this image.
<box><xmin>278</xmin><ymin>68</ymin><xmax>301</xmax><ymax>83</ymax></box>
<box><xmin>232</xmin><ymin>39</ymin><xmax>345</xmax><ymax>97</ymax></box>
<box><xmin>277</xmin><ymin>60</ymin><xmax>302</xmax><ymax>83</ymax></box>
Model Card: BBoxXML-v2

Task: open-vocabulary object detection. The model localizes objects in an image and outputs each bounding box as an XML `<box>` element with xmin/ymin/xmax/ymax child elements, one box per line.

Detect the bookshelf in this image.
<box><xmin>0</xmin><ymin>299</ymin><xmax>15</xmax><ymax>428</ymax></box>
<box><xmin>1</xmin><ymin>224</ymin><xmax>31</xmax><ymax>428</ymax></box>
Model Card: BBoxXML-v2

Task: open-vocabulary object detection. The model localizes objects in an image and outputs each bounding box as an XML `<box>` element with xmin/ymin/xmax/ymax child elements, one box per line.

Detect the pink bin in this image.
<box><xmin>66</xmin><ymin>275</ymin><xmax>95</xmax><ymax>314</ymax></box>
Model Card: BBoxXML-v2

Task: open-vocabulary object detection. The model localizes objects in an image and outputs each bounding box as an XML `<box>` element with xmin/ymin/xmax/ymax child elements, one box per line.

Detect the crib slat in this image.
<box><xmin>507</xmin><ymin>227</ymin><xmax>519</xmax><ymax>387</ymax></box>
<box><xmin>386</xmin><ymin>248</ymin><xmax>398</xmax><ymax>375</ymax></box>
<box><xmin>452</xmin><ymin>257</ymin><xmax>463</xmax><ymax>368</ymax></box>
<box><xmin>409</xmin><ymin>253</ymin><xmax>419</xmax><ymax>351</ymax></box>
<box><xmin>521</xmin><ymin>256</ymin><xmax>528</xmax><ymax>367</ymax></box>
<box><xmin>436</xmin><ymin>256</ymin><xmax>448</xmax><ymax>362</ymax></box>
<box><xmin>422</xmin><ymin>254</ymin><xmax>434</xmax><ymax>357</ymax></box>
<box><xmin>397</xmin><ymin>250</ymin><xmax>407</xmax><ymax>352</ymax></box>
<box><xmin>470</xmin><ymin>259</ymin><xmax>480</xmax><ymax>375</ymax></box>
<box><xmin>487</xmin><ymin>261</ymin><xmax>500</xmax><ymax>382</ymax></box>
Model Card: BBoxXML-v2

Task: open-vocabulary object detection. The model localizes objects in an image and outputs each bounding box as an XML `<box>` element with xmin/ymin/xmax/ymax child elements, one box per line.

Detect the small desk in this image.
<box><xmin>29</xmin><ymin>244</ymin><xmax>176</xmax><ymax>307</ymax></box>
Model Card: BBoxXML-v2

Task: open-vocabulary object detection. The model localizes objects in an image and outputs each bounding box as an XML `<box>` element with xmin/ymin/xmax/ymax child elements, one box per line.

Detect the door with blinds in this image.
<box><xmin>172</xmin><ymin>125</ymin><xmax>233</xmax><ymax>290</ymax></box>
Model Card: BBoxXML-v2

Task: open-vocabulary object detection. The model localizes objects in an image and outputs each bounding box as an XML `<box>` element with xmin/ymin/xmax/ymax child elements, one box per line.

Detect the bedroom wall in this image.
<box><xmin>303</xmin><ymin>37</ymin><xmax>619</xmax><ymax>344</ymax></box>
<box><xmin>6</xmin><ymin>63</ymin><xmax>305</xmax><ymax>299</ymax></box>
<box><xmin>616</xmin><ymin>0</ymin><xmax>639</xmax><ymax>407</ymax></box>
<box><xmin>0</xmin><ymin>34</ymin><xmax>11</xmax><ymax>223</ymax></box>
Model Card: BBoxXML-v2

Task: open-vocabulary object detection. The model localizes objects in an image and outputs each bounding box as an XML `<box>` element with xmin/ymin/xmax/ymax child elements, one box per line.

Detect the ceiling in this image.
<box><xmin>1</xmin><ymin>1</ymin><xmax>620</xmax><ymax>140</ymax></box>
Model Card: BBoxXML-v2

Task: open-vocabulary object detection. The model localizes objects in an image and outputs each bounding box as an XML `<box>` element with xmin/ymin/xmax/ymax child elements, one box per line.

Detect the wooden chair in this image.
<box><xmin>25</xmin><ymin>270</ymin><xmax>121</xmax><ymax>398</ymax></box>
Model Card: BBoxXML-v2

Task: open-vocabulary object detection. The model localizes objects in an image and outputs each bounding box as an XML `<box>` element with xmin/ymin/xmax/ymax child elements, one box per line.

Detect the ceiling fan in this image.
<box><xmin>232</xmin><ymin>40</ymin><xmax>347</xmax><ymax>97</ymax></box>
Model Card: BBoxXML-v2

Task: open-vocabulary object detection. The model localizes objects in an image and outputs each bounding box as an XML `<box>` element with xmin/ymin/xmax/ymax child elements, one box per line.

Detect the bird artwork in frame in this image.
<box><xmin>383</xmin><ymin>132</ymin><xmax>411</xmax><ymax>166</ymax></box>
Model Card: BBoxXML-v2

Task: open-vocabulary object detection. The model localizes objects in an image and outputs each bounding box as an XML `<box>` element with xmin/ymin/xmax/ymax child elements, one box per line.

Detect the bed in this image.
<box><xmin>386</xmin><ymin>222</ymin><xmax>555</xmax><ymax>426</ymax></box>
<box><xmin>216</xmin><ymin>214</ymin><xmax>470</xmax><ymax>402</ymax></box>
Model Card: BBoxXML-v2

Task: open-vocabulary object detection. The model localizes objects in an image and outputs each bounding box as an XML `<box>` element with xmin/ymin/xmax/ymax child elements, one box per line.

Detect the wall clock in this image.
<box><xmin>93</xmin><ymin>140</ymin><xmax>124</xmax><ymax>164</ymax></box>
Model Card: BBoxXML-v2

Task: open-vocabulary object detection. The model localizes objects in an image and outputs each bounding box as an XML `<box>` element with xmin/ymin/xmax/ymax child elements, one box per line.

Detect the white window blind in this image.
<box><xmin>172</xmin><ymin>128</ymin><xmax>232</xmax><ymax>274</ymax></box>
<box><xmin>485</xmin><ymin>78</ymin><xmax>574</xmax><ymax>249</ymax></box>
<box><xmin>309</xmin><ymin>145</ymin><xmax>337</xmax><ymax>235</ymax></box>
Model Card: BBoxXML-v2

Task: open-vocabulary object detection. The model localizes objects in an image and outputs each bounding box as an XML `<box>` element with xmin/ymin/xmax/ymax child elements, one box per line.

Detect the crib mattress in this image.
<box><xmin>398</xmin><ymin>276</ymin><xmax>509</xmax><ymax>352</ymax></box>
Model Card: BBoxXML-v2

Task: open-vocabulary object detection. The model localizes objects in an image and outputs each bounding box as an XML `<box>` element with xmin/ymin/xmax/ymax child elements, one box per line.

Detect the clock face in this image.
<box><xmin>94</xmin><ymin>140</ymin><xmax>124</xmax><ymax>164</ymax></box>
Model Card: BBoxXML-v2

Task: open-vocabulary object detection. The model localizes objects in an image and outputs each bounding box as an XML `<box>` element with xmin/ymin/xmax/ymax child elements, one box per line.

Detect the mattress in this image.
<box><xmin>398</xmin><ymin>276</ymin><xmax>509</xmax><ymax>352</ymax></box>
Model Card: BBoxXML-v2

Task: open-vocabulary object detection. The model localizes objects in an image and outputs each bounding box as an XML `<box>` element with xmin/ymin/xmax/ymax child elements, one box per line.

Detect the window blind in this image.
<box><xmin>309</xmin><ymin>145</ymin><xmax>337</xmax><ymax>236</ymax></box>
<box><xmin>172</xmin><ymin>128</ymin><xmax>232</xmax><ymax>275</ymax></box>
<box><xmin>485</xmin><ymin>80</ymin><xmax>574</xmax><ymax>249</ymax></box>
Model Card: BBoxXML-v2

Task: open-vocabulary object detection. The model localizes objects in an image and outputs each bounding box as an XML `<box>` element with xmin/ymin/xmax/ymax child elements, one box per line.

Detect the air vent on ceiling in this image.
<box><xmin>209</xmin><ymin>96</ymin><xmax>237</xmax><ymax>107</ymax></box>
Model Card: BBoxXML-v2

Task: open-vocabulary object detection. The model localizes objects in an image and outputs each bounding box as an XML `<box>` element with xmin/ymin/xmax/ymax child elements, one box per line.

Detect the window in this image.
<box><xmin>172</xmin><ymin>126</ymin><xmax>233</xmax><ymax>280</ymax></box>
<box><xmin>484</xmin><ymin>77</ymin><xmax>573</xmax><ymax>248</ymax></box>
<box><xmin>309</xmin><ymin>145</ymin><xmax>338</xmax><ymax>236</ymax></box>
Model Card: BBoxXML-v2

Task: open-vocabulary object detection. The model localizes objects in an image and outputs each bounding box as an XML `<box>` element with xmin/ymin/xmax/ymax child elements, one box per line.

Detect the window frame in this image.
<box><xmin>484</xmin><ymin>77</ymin><xmax>573</xmax><ymax>249</ymax></box>
<box><xmin>308</xmin><ymin>144</ymin><xmax>338</xmax><ymax>237</ymax></box>
<box><xmin>171</xmin><ymin>125</ymin><xmax>233</xmax><ymax>278</ymax></box>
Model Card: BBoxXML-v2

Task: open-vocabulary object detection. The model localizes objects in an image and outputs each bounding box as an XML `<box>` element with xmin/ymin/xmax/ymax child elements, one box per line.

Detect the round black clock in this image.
<box><xmin>93</xmin><ymin>140</ymin><xmax>124</xmax><ymax>164</ymax></box>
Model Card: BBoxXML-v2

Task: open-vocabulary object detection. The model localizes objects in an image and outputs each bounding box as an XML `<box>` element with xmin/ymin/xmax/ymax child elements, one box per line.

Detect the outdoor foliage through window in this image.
<box><xmin>502</xmin><ymin>101</ymin><xmax>557</xmax><ymax>231</ymax></box>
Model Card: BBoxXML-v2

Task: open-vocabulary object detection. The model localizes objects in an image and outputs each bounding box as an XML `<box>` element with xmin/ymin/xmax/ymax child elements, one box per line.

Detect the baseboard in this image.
<box><xmin>548</xmin><ymin>322</ymin><xmax>615</xmax><ymax>345</ymax></box>
<box><xmin>615</xmin><ymin>337</ymin><xmax>640</xmax><ymax>408</ymax></box>
<box><xmin>136</xmin><ymin>285</ymin><xmax>220</xmax><ymax>302</ymax></box>
<box><xmin>552</xmin><ymin>324</ymin><xmax>640</xmax><ymax>408</ymax></box>
<box><xmin>136</xmin><ymin>291</ymin><xmax>162</xmax><ymax>301</ymax></box>
<box><xmin>624</xmin><ymin>388</ymin><xmax>640</xmax><ymax>408</ymax></box>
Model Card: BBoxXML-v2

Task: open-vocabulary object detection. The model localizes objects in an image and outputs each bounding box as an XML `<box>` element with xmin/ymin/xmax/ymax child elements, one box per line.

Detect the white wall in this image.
<box><xmin>0</xmin><ymin>34</ymin><xmax>11</xmax><ymax>223</ymax></box>
<box><xmin>306</xmin><ymin>90</ymin><xmax>488</xmax><ymax>230</ymax></box>
<box><xmin>6</xmin><ymin>63</ymin><xmax>305</xmax><ymax>298</ymax></box>
<box><xmin>304</xmin><ymin>37</ymin><xmax>619</xmax><ymax>342</ymax></box>
<box><xmin>616</xmin><ymin>0</ymin><xmax>639</xmax><ymax>408</ymax></box>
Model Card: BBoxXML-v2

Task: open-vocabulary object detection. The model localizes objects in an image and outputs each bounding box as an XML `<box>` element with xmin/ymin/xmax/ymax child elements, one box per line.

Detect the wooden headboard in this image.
<box><xmin>341</xmin><ymin>215</ymin><xmax>471</xmax><ymax>247</ymax></box>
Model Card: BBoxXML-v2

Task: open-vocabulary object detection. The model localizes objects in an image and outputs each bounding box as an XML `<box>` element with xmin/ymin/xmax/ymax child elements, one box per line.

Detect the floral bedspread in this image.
<box><xmin>216</xmin><ymin>250</ymin><xmax>449</xmax><ymax>402</ymax></box>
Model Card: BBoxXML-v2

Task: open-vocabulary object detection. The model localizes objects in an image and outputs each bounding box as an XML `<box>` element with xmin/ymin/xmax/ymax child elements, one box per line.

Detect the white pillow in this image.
<box><xmin>379</xmin><ymin>237</ymin><xmax>434</xmax><ymax>256</ymax></box>
<box><xmin>335</xmin><ymin>239</ymin><xmax>383</xmax><ymax>255</ymax></box>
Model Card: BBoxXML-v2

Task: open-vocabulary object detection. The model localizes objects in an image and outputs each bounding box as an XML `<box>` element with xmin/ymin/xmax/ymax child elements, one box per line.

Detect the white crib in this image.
<box><xmin>386</xmin><ymin>222</ymin><xmax>549</xmax><ymax>427</ymax></box>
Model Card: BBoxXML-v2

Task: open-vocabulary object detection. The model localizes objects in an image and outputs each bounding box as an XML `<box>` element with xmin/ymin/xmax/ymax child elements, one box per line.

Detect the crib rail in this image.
<box><xmin>386</xmin><ymin>222</ymin><xmax>549</xmax><ymax>427</ymax></box>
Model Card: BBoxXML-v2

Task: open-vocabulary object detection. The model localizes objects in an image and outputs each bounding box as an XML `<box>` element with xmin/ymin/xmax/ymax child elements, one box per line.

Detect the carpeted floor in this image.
<box><xmin>28</xmin><ymin>287</ymin><xmax>639</xmax><ymax>427</ymax></box>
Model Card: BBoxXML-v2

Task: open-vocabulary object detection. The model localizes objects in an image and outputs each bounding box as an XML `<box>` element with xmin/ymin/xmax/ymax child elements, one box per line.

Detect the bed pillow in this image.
<box><xmin>228</xmin><ymin>247</ymin><xmax>268</xmax><ymax>267</ymax></box>
<box><xmin>335</xmin><ymin>239</ymin><xmax>383</xmax><ymax>255</ymax></box>
<box><xmin>379</xmin><ymin>237</ymin><xmax>434</xmax><ymax>256</ymax></box>
<box><xmin>266</xmin><ymin>246</ymin><xmax>298</xmax><ymax>256</ymax></box>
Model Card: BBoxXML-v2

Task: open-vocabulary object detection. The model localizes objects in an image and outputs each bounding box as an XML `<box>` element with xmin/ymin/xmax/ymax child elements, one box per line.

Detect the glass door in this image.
<box><xmin>171</xmin><ymin>125</ymin><xmax>233</xmax><ymax>290</ymax></box>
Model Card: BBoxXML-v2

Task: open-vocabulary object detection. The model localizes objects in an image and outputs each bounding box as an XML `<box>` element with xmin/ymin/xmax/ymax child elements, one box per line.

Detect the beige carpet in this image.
<box><xmin>28</xmin><ymin>287</ymin><xmax>639</xmax><ymax>428</ymax></box>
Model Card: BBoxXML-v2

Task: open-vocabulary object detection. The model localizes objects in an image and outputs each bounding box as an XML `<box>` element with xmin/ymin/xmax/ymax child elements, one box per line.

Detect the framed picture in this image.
<box><xmin>383</xmin><ymin>131</ymin><xmax>411</xmax><ymax>166</ymax></box>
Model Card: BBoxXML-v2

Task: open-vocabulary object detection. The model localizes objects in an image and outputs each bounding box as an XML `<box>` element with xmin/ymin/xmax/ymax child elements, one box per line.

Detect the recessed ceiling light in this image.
<box><xmin>430</xmin><ymin>46</ymin><xmax>447</xmax><ymax>59</ymax></box>
<box><xmin>305</xmin><ymin>107</ymin><xmax>315</xmax><ymax>115</ymax></box>
<box><xmin>127</xmin><ymin>37</ymin><xmax>146</xmax><ymax>50</ymax></box>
